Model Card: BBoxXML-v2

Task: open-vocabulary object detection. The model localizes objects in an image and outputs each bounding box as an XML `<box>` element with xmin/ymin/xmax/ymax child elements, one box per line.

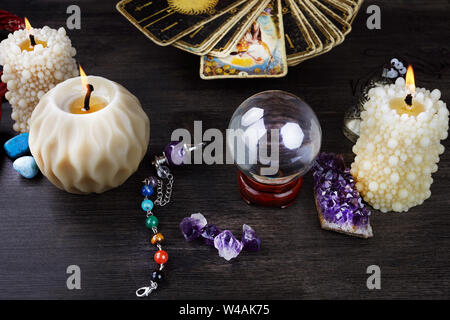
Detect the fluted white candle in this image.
<box><xmin>29</xmin><ymin>76</ymin><xmax>150</xmax><ymax>194</ymax></box>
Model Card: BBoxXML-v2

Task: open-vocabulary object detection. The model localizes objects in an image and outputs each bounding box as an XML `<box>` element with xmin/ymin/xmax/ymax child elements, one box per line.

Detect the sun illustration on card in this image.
<box><xmin>167</xmin><ymin>0</ymin><xmax>219</xmax><ymax>15</ymax></box>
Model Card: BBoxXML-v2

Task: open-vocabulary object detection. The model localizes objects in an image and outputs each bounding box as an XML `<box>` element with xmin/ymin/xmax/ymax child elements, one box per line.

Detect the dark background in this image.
<box><xmin>0</xmin><ymin>0</ymin><xmax>449</xmax><ymax>299</ymax></box>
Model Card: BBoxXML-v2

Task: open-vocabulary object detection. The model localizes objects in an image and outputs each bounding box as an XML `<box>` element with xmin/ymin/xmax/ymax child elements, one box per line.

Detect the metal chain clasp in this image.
<box><xmin>136</xmin><ymin>281</ymin><xmax>158</xmax><ymax>297</ymax></box>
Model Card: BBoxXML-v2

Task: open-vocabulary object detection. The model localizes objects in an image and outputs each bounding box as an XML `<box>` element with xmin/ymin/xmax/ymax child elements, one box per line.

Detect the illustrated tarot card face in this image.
<box><xmin>116</xmin><ymin>0</ymin><xmax>247</xmax><ymax>46</ymax></box>
<box><xmin>208</xmin><ymin>0</ymin><xmax>271</xmax><ymax>57</ymax></box>
<box><xmin>200</xmin><ymin>0</ymin><xmax>288</xmax><ymax>79</ymax></box>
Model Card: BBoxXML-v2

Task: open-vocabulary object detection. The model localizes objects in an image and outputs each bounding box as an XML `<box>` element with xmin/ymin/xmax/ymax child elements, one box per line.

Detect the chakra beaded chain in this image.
<box><xmin>135</xmin><ymin>155</ymin><xmax>175</xmax><ymax>297</ymax></box>
<box><xmin>135</xmin><ymin>141</ymin><xmax>189</xmax><ymax>297</ymax></box>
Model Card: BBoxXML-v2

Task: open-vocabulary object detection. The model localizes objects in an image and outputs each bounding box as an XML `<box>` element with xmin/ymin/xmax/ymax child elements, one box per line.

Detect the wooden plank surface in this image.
<box><xmin>0</xmin><ymin>0</ymin><xmax>449</xmax><ymax>299</ymax></box>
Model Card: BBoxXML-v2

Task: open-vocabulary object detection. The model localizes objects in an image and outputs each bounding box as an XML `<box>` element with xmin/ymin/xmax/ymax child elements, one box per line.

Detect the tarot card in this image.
<box><xmin>208</xmin><ymin>0</ymin><xmax>271</xmax><ymax>58</ymax></box>
<box><xmin>116</xmin><ymin>0</ymin><xmax>247</xmax><ymax>46</ymax></box>
<box><xmin>341</xmin><ymin>0</ymin><xmax>364</xmax><ymax>23</ymax></box>
<box><xmin>311</xmin><ymin>0</ymin><xmax>352</xmax><ymax>36</ymax></box>
<box><xmin>301</xmin><ymin>0</ymin><xmax>344</xmax><ymax>45</ymax></box>
<box><xmin>287</xmin><ymin>0</ymin><xmax>323</xmax><ymax>66</ymax></box>
<box><xmin>340</xmin><ymin>0</ymin><xmax>363</xmax><ymax>12</ymax></box>
<box><xmin>288</xmin><ymin>0</ymin><xmax>341</xmax><ymax>66</ymax></box>
<box><xmin>316</xmin><ymin>0</ymin><xmax>353</xmax><ymax>22</ymax></box>
<box><xmin>283</xmin><ymin>0</ymin><xmax>318</xmax><ymax>64</ymax></box>
<box><xmin>291</xmin><ymin>0</ymin><xmax>335</xmax><ymax>55</ymax></box>
<box><xmin>173</xmin><ymin>0</ymin><xmax>258</xmax><ymax>55</ymax></box>
<box><xmin>200</xmin><ymin>0</ymin><xmax>287</xmax><ymax>79</ymax></box>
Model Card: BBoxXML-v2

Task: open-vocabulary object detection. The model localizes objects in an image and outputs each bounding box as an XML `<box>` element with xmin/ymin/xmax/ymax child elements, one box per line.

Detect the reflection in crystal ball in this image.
<box><xmin>227</xmin><ymin>90</ymin><xmax>322</xmax><ymax>185</ymax></box>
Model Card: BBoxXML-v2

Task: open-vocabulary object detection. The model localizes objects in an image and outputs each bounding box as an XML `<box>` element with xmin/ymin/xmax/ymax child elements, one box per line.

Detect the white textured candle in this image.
<box><xmin>0</xmin><ymin>26</ymin><xmax>77</xmax><ymax>132</ymax></box>
<box><xmin>351</xmin><ymin>77</ymin><xmax>449</xmax><ymax>212</ymax></box>
<box><xmin>29</xmin><ymin>76</ymin><xmax>150</xmax><ymax>194</ymax></box>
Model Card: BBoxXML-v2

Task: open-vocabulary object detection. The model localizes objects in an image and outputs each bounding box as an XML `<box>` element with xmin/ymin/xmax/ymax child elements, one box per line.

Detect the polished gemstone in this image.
<box><xmin>4</xmin><ymin>133</ymin><xmax>29</xmax><ymax>159</ymax></box>
<box><xmin>154</xmin><ymin>250</ymin><xmax>168</xmax><ymax>264</ymax></box>
<box><xmin>141</xmin><ymin>185</ymin><xmax>154</xmax><ymax>197</ymax></box>
<box><xmin>151</xmin><ymin>232</ymin><xmax>164</xmax><ymax>245</ymax></box>
<box><xmin>145</xmin><ymin>215</ymin><xmax>159</xmax><ymax>229</ymax></box>
<box><xmin>151</xmin><ymin>270</ymin><xmax>164</xmax><ymax>283</ymax></box>
<box><xmin>147</xmin><ymin>176</ymin><xmax>158</xmax><ymax>188</ymax></box>
<box><xmin>164</xmin><ymin>141</ymin><xmax>187</xmax><ymax>166</ymax></box>
<box><xmin>13</xmin><ymin>156</ymin><xmax>39</xmax><ymax>179</ymax></box>
<box><xmin>141</xmin><ymin>199</ymin><xmax>154</xmax><ymax>212</ymax></box>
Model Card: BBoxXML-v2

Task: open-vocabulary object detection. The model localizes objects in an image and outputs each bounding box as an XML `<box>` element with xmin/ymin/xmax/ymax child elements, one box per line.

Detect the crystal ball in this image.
<box><xmin>227</xmin><ymin>90</ymin><xmax>322</xmax><ymax>185</ymax></box>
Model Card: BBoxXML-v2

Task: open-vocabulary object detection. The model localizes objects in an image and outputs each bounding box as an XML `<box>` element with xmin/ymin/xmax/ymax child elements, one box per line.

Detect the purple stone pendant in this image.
<box><xmin>164</xmin><ymin>141</ymin><xmax>187</xmax><ymax>166</ymax></box>
<box><xmin>162</xmin><ymin>141</ymin><xmax>204</xmax><ymax>166</ymax></box>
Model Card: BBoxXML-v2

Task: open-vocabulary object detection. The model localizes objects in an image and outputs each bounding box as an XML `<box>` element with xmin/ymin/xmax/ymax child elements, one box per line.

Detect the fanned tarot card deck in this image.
<box><xmin>116</xmin><ymin>0</ymin><xmax>364</xmax><ymax>78</ymax></box>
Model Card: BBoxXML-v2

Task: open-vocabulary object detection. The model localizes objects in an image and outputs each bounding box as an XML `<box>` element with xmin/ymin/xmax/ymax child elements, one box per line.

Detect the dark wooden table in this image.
<box><xmin>0</xmin><ymin>0</ymin><xmax>449</xmax><ymax>300</ymax></box>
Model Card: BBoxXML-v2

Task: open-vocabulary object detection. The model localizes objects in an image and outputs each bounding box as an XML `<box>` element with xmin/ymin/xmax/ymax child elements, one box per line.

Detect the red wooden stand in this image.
<box><xmin>237</xmin><ymin>171</ymin><xmax>303</xmax><ymax>208</ymax></box>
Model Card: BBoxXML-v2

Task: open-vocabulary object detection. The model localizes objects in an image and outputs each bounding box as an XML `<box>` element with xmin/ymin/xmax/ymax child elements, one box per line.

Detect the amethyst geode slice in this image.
<box><xmin>312</xmin><ymin>153</ymin><xmax>373</xmax><ymax>238</ymax></box>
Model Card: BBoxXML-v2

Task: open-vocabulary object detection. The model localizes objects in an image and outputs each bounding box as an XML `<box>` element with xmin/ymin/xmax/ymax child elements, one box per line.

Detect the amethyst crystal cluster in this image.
<box><xmin>180</xmin><ymin>213</ymin><xmax>261</xmax><ymax>261</ymax></box>
<box><xmin>312</xmin><ymin>153</ymin><xmax>373</xmax><ymax>238</ymax></box>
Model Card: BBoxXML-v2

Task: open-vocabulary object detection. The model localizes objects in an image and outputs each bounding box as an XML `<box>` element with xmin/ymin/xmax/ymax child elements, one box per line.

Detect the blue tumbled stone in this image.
<box><xmin>13</xmin><ymin>156</ymin><xmax>39</xmax><ymax>179</ymax></box>
<box><xmin>4</xmin><ymin>133</ymin><xmax>29</xmax><ymax>159</ymax></box>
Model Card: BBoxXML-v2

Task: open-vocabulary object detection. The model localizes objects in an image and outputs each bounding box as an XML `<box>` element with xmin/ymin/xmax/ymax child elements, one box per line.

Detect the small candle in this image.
<box><xmin>29</xmin><ymin>73</ymin><xmax>150</xmax><ymax>194</ymax></box>
<box><xmin>19</xmin><ymin>18</ymin><xmax>47</xmax><ymax>51</ymax></box>
<box><xmin>351</xmin><ymin>66</ymin><xmax>449</xmax><ymax>212</ymax></box>
<box><xmin>68</xmin><ymin>96</ymin><xmax>107</xmax><ymax>114</ymax></box>
<box><xmin>68</xmin><ymin>65</ymin><xmax>107</xmax><ymax>114</ymax></box>
<box><xmin>0</xmin><ymin>18</ymin><xmax>77</xmax><ymax>132</ymax></box>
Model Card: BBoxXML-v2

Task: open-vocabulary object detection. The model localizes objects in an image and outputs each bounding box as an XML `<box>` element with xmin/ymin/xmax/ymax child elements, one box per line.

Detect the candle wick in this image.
<box><xmin>404</xmin><ymin>94</ymin><xmax>413</xmax><ymax>107</ymax></box>
<box><xmin>83</xmin><ymin>84</ymin><xmax>94</xmax><ymax>111</ymax></box>
<box><xmin>29</xmin><ymin>34</ymin><xmax>36</xmax><ymax>46</ymax></box>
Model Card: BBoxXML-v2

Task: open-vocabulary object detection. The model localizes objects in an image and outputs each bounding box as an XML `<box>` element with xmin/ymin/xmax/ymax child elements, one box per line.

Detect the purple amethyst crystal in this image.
<box><xmin>164</xmin><ymin>141</ymin><xmax>188</xmax><ymax>166</ymax></box>
<box><xmin>312</xmin><ymin>152</ymin><xmax>372</xmax><ymax>237</ymax></box>
<box><xmin>180</xmin><ymin>213</ymin><xmax>208</xmax><ymax>241</ymax></box>
<box><xmin>201</xmin><ymin>224</ymin><xmax>222</xmax><ymax>246</ymax></box>
<box><xmin>214</xmin><ymin>230</ymin><xmax>243</xmax><ymax>261</ymax></box>
<box><xmin>241</xmin><ymin>224</ymin><xmax>261</xmax><ymax>252</ymax></box>
<box><xmin>147</xmin><ymin>176</ymin><xmax>158</xmax><ymax>188</ymax></box>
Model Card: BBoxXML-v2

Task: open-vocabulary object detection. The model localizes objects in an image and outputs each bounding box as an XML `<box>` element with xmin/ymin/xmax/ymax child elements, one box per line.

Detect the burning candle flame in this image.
<box><xmin>24</xmin><ymin>17</ymin><xmax>32</xmax><ymax>32</ymax></box>
<box><xmin>405</xmin><ymin>65</ymin><xmax>415</xmax><ymax>95</ymax></box>
<box><xmin>79</xmin><ymin>64</ymin><xmax>89</xmax><ymax>90</ymax></box>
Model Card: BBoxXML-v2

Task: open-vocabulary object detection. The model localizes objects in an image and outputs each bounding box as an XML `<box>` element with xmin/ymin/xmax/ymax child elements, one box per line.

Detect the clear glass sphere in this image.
<box><xmin>227</xmin><ymin>90</ymin><xmax>322</xmax><ymax>185</ymax></box>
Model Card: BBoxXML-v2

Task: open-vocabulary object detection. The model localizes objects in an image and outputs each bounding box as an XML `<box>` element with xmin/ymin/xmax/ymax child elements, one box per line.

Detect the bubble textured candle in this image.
<box><xmin>0</xmin><ymin>26</ymin><xmax>77</xmax><ymax>132</ymax></box>
<box><xmin>351</xmin><ymin>77</ymin><xmax>449</xmax><ymax>212</ymax></box>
